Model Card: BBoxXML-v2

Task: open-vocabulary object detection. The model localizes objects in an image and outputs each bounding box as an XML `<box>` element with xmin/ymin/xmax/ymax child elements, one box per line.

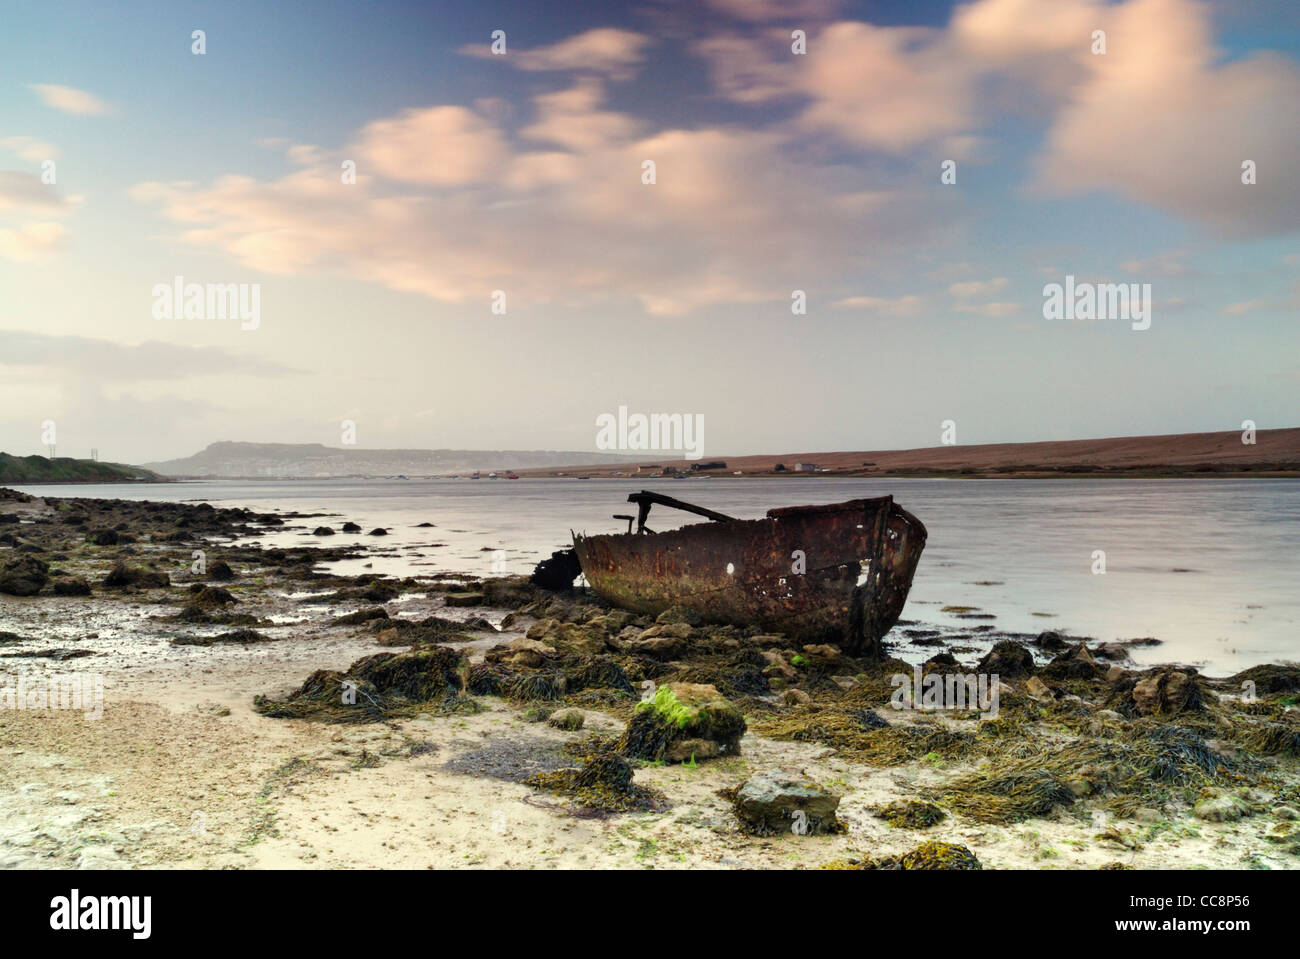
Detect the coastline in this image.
<box><xmin>1</xmin><ymin>487</ymin><xmax>1297</xmax><ymax>870</ymax></box>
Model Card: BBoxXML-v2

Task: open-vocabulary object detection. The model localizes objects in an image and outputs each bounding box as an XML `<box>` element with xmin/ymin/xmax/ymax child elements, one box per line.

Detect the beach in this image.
<box><xmin>1</xmin><ymin>485</ymin><xmax>1297</xmax><ymax>870</ymax></box>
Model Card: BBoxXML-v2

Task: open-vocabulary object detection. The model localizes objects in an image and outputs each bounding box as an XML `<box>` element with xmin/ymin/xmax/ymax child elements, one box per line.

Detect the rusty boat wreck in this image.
<box><xmin>571</xmin><ymin>491</ymin><xmax>927</xmax><ymax>658</ymax></box>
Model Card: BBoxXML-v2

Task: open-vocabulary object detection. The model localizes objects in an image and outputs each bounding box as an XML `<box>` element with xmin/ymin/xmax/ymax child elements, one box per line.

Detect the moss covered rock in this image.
<box><xmin>620</xmin><ymin>682</ymin><xmax>746</xmax><ymax>763</ymax></box>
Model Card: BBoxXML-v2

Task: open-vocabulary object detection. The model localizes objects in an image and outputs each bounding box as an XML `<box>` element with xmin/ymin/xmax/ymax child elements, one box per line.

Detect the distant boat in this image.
<box><xmin>488</xmin><ymin>472</ymin><xmax>499</xmax><ymax>479</ymax></box>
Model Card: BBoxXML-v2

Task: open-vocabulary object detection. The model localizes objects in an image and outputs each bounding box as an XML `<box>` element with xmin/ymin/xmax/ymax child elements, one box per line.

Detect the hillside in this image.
<box><xmin>0</xmin><ymin>453</ymin><xmax>167</xmax><ymax>484</ymax></box>
<box><xmin>514</xmin><ymin>427</ymin><xmax>1300</xmax><ymax>478</ymax></box>
<box><xmin>143</xmin><ymin>441</ymin><xmax>642</xmax><ymax>478</ymax></box>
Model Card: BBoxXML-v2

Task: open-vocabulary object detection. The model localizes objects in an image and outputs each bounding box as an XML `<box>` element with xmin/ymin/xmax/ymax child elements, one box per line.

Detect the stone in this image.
<box><xmin>1024</xmin><ymin>676</ymin><xmax>1053</xmax><ymax>700</ymax></box>
<box><xmin>0</xmin><ymin>555</ymin><xmax>49</xmax><ymax>596</ymax></box>
<box><xmin>731</xmin><ymin>768</ymin><xmax>842</xmax><ymax>836</ymax></box>
<box><xmin>1131</xmin><ymin>670</ymin><xmax>1203</xmax><ymax>717</ymax></box>
<box><xmin>1193</xmin><ymin>794</ymin><xmax>1249</xmax><ymax>823</ymax></box>
<box><xmin>782</xmin><ymin>688</ymin><xmax>812</xmax><ymax>705</ymax></box>
<box><xmin>977</xmin><ymin>640</ymin><xmax>1035</xmax><ymax>677</ymax></box>
<box><xmin>547</xmin><ymin>709</ymin><xmax>585</xmax><ymax>731</ymax></box>
<box><xmin>444</xmin><ymin>591</ymin><xmax>484</xmax><ymax>607</ymax></box>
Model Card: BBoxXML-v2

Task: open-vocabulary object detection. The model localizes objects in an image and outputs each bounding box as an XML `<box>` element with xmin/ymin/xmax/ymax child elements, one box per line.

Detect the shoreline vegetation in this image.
<box><xmin>0</xmin><ymin>453</ymin><xmax>167</xmax><ymax>486</ymax></box>
<box><xmin>0</xmin><ymin>486</ymin><xmax>1297</xmax><ymax>870</ymax></box>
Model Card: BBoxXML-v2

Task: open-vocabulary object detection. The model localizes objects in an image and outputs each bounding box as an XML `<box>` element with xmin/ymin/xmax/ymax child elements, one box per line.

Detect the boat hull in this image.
<box><xmin>572</xmin><ymin>496</ymin><xmax>926</xmax><ymax>656</ymax></box>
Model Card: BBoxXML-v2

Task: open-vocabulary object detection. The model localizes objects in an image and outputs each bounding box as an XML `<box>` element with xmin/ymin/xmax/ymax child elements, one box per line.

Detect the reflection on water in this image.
<box><xmin>16</xmin><ymin>476</ymin><xmax>1299</xmax><ymax>673</ymax></box>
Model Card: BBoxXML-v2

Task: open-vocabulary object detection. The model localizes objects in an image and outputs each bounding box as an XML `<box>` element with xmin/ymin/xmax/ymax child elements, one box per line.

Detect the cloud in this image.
<box><xmin>704</xmin><ymin>0</ymin><xmax>844</xmax><ymax>23</ymax></box>
<box><xmin>832</xmin><ymin>295</ymin><xmax>924</xmax><ymax>316</ymax></box>
<box><xmin>28</xmin><ymin>83</ymin><xmax>111</xmax><ymax>116</ymax></box>
<box><xmin>0</xmin><ymin>137</ymin><xmax>58</xmax><ymax>163</ymax></box>
<box><xmin>1222</xmin><ymin>299</ymin><xmax>1270</xmax><ymax>315</ymax></box>
<box><xmin>352</xmin><ymin>106</ymin><xmax>508</xmax><ymax>186</ymax></box>
<box><xmin>134</xmin><ymin>80</ymin><xmax>938</xmax><ymax>315</ymax></box>
<box><xmin>956</xmin><ymin>301</ymin><xmax>1023</xmax><ymax>317</ymax></box>
<box><xmin>0</xmin><ymin>331</ymin><xmax>297</xmax><ymax>380</ymax></box>
<box><xmin>1031</xmin><ymin>0</ymin><xmax>1300</xmax><ymax>234</ymax></box>
<box><xmin>949</xmin><ymin>277</ymin><xmax>1008</xmax><ymax>298</ymax></box>
<box><xmin>461</xmin><ymin>28</ymin><xmax>651</xmax><ymax>80</ymax></box>
<box><xmin>0</xmin><ymin>171</ymin><xmax>79</xmax><ymax>262</ymax></box>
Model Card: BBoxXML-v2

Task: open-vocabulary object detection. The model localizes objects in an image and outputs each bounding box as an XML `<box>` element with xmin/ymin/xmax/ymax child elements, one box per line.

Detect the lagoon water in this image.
<box><xmin>16</xmin><ymin>477</ymin><xmax>1299</xmax><ymax>674</ymax></box>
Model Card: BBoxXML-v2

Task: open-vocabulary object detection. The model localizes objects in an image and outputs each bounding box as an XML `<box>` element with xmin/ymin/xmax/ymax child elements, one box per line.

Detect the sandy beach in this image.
<box><xmin>1</xmin><ymin>487</ymin><xmax>1297</xmax><ymax>871</ymax></box>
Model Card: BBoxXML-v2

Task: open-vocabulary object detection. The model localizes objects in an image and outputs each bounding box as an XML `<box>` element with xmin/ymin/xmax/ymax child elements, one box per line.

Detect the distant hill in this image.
<box><xmin>143</xmin><ymin>441</ymin><xmax>642</xmax><ymax>478</ymax></box>
<box><xmin>0</xmin><ymin>453</ymin><xmax>167</xmax><ymax>484</ymax></box>
<box><xmin>516</xmin><ymin>427</ymin><xmax>1300</xmax><ymax>478</ymax></box>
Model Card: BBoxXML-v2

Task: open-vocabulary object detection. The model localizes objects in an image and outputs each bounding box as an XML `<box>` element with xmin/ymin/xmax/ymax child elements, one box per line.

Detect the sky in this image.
<box><xmin>1</xmin><ymin>0</ymin><xmax>1298</xmax><ymax>464</ymax></box>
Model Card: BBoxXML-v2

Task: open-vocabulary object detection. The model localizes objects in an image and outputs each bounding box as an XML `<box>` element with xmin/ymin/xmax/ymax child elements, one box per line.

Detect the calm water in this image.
<box><xmin>15</xmin><ymin>477</ymin><xmax>1300</xmax><ymax>674</ymax></box>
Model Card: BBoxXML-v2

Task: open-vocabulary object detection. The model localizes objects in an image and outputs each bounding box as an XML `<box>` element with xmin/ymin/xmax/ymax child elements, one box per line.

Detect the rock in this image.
<box><xmin>341</xmin><ymin>522</ymin><xmax>362</xmax><ymax>533</ymax></box>
<box><xmin>1274</xmin><ymin>805</ymin><xmax>1299</xmax><ymax>821</ymax></box>
<box><xmin>0</xmin><ymin>555</ymin><xmax>49</xmax><ymax>596</ymax></box>
<box><xmin>102</xmin><ymin>561</ymin><xmax>170</xmax><ymax>589</ymax></box>
<box><xmin>444</xmin><ymin>591</ymin><xmax>484</xmax><ymax>607</ymax></box>
<box><xmin>1193</xmin><ymin>794</ymin><xmax>1249</xmax><ymax>823</ymax></box>
<box><xmin>782</xmin><ymin>688</ymin><xmax>812</xmax><ymax>705</ymax></box>
<box><xmin>547</xmin><ymin>709</ymin><xmax>585</xmax><ymax>731</ymax></box>
<box><xmin>667</xmin><ymin>738</ymin><xmax>720</xmax><ymax>763</ymax></box>
<box><xmin>525</xmin><ymin>619</ymin><xmax>608</xmax><ymax>657</ymax></box>
<box><xmin>731</xmin><ymin>768</ymin><xmax>842</xmax><ymax>836</ymax></box>
<box><xmin>335</xmin><ymin>607</ymin><xmax>389</xmax><ymax>625</ymax></box>
<box><xmin>208</xmin><ymin>561</ymin><xmax>235</xmax><ymax>581</ymax></box>
<box><xmin>51</xmin><ymin>577</ymin><xmax>91</xmax><ymax>597</ymax></box>
<box><xmin>312</xmin><ymin>526</ymin><xmax>335</xmax><ymax>536</ymax></box>
<box><xmin>1105</xmin><ymin>665</ymin><xmax>1127</xmax><ymax>683</ymax></box>
<box><xmin>802</xmin><ymin>644</ymin><xmax>840</xmax><ymax>658</ymax></box>
<box><xmin>481</xmin><ymin>577</ymin><xmax>536</xmax><ymax>607</ymax></box>
<box><xmin>190</xmin><ymin>586</ymin><xmax>236</xmax><ymax>609</ymax></box>
<box><xmin>978</xmin><ymin>640</ymin><xmax>1035</xmax><ymax>677</ymax></box>
<box><xmin>505</xmin><ymin>637</ymin><xmax>555</xmax><ymax>668</ymax></box>
<box><xmin>1094</xmin><ymin>642</ymin><xmax>1133</xmax><ymax>662</ymax></box>
<box><xmin>1096</xmin><ymin>709</ymin><xmax>1124</xmax><ymax>722</ymax></box>
<box><xmin>1024</xmin><ymin>676</ymin><xmax>1053</xmax><ymax>700</ymax></box>
<box><xmin>88</xmin><ymin>529</ymin><xmax>119</xmax><ymax>546</ymax></box>
<box><xmin>619</xmin><ymin>682</ymin><xmax>746</xmax><ymax>763</ymax></box>
<box><xmin>656</xmin><ymin>605</ymin><xmax>703</xmax><ymax>627</ymax></box>
<box><xmin>763</xmin><ymin>661</ymin><xmax>798</xmax><ymax>681</ymax></box>
<box><xmin>368</xmin><ymin>528</ymin><xmax>388</xmax><ymax>536</ymax></box>
<box><xmin>624</xmin><ymin>634</ymin><xmax>685</xmax><ymax>659</ymax></box>
<box><xmin>639</xmin><ymin>622</ymin><xmax>693</xmax><ymax>640</ymax></box>
<box><xmin>1131</xmin><ymin>670</ymin><xmax>1203</xmax><ymax>717</ymax></box>
<box><xmin>830</xmin><ymin>675</ymin><xmax>860</xmax><ymax>690</ymax></box>
<box><xmin>530</xmin><ymin>549</ymin><xmax>582</xmax><ymax>591</ymax></box>
<box><xmin>1033</xmin><ymin>630</ymin><xmax>1070</xmax><ymax>652</ymax></box>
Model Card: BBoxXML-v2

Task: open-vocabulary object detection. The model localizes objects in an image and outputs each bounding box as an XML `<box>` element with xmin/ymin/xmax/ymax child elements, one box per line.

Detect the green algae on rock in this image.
<box><xmin>619</xmin><ymin>682</ymin><xmax>746</xmax><ymax>763</ymax></box>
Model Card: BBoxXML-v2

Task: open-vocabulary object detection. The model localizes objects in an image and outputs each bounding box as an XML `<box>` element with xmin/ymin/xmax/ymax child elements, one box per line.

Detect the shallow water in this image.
<box><xmin>14</xmin><ymin>476</ymin><xmax>1299</xmax><ymax>673</ymax></box>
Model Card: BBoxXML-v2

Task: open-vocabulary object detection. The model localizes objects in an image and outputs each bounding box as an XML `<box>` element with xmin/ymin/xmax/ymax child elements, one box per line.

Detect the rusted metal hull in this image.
<box><xmin>572</xmin><ymin>496</ymin><xmax>926</xmax><ymax>656</ymax></box>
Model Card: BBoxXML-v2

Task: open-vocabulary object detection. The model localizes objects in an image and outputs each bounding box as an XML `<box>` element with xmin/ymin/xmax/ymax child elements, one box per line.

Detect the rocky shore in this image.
<box><xmin>1</xmin><ymin>486</ymin><xmax>1297</xmax><ymax>870</ymax></box>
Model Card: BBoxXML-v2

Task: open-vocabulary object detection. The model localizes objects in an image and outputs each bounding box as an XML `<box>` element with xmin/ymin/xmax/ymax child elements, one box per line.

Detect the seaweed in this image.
<box><xmin>824</xmin><ymin>841</ymin><xmax>981</xmax><ymax>870</ymax></box>
<box><xmin>253</xmin><ymin>646</ymin><xmax>473</xmax><ymax>723</ymax></box>
<box><xmin>524</xmin><ymin>753</ymin><xmax>666</xmax><ymax>813</ymax></box>
<box><xmin>872</xmin><ymin>800</ymin><xmax>946</xmax><ymax>829</ymax></box>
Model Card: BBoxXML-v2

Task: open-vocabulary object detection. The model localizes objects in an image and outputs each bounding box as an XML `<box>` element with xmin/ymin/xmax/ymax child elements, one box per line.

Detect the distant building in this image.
<box><xmin>636</xmin><ymin>465</ymin><xmax>661</xmax><ymax>474</ymax></box>
<box><xmin>691</xmin><ymin>461</ymin><xmax>727</xmax><ymax>472</ymax></box>
<box><xmin>773</xmin><ymin>463</ymin><xmax>787</xmax><ymax>472</ymax></box>
<box><xmin>795</xmin><ymin>462</ymin><xmax>817</xmax><ymax>472</ymax></box>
